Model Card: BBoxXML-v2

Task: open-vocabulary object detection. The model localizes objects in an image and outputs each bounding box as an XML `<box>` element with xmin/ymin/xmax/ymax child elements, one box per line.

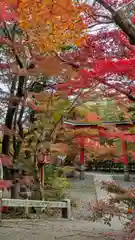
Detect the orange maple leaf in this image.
<box><xmin>86</xmin><ymin>112</ymin><xmax>101</xmax><ymax>122</ymax></box>
<box><xmin>18</xmin><ymin>0</ymin><xmax>89</xmax><ymax>52</ymax></box>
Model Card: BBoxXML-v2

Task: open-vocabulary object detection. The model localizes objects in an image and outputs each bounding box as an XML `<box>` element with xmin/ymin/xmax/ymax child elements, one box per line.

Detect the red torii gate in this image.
<box><xmin>63</xmin><ymin>119</ymin><xmax>135</xmax><ymax>180</ymax></box>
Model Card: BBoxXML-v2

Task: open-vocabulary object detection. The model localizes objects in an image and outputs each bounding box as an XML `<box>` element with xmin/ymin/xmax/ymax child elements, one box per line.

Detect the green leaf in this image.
<box><xmin>60</xmin><ymin>45</ymin><xmax>73</xmax><ymax>51</ymax></box>
<box><xmin>54</xmin><ymin>99</ymin><xmax>70</xmax><ymax>110</ymax></box>
<box><xmin>129</xmin><ymin>127</ymin><xmax>135</xmax><ymax>133</ymax></box>
<box><xmin>52</xmin><ymin>112</ymin><xmax>61</xmax><ymax>121</ymax></box>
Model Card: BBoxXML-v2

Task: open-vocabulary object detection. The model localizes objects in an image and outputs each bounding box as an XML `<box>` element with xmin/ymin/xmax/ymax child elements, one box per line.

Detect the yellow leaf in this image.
<box><xmin>74</xmin><ymin>36</ymin><xmax>87</xmax><ymax>47</ymax></box>
<box><xmin>18</xmin><ymin>0</ymin><xmax>89</xmax><ymax>52</ymax></box>
<box><xmin>50</xmin><ymin>143</ymin><xmax>68</xmax><ymax>153</ymax></box>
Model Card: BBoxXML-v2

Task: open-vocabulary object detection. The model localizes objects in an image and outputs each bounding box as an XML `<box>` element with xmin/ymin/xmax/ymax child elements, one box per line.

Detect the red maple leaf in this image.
<box><xmin>0</xmin><ymin>154</ymin><xmax>12</xmax><ymax>167</ymax></box>
<box><xmin>0</xmin><ymin>180</ymin><xmax>13</xmax><ymax>189</ymax></box>
<box><xmin>0</xmin><ymin>1</ymin><xmax>18</xmax><ymax>22</ymax></box>
<box><xmin>131</xmin><ymin>16</ymin><xmax>135</xmax><ymax>24</ymax></box>
<box><xmin>131</xmin><ymin>152</ymin><xmax>135</xmax><ymax>159</ymax></box>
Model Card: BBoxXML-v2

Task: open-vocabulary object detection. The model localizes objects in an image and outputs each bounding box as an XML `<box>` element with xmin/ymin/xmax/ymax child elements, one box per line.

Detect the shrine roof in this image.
<box><xmin>63</xmin><ymin>119</ymin><xmax>135</xmax><ymax>127</ymax></box>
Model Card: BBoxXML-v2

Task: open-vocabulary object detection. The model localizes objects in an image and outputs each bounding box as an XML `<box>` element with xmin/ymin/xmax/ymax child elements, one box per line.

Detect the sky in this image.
<box><xmin>87</xmin><ymin>0</ymin><xmax>96</xmax><ymax>5</ymax></box>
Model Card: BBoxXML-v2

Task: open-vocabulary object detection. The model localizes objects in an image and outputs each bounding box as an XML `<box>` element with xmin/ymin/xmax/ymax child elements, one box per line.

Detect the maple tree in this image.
<box><xmin>63</xmin><ymin>1</ymin><xmax>135</xmax><ymax>234</ymax></box>
<box><xmin>57</xmin><ymin>28</ymin><xmax>135</xmax><ymax>97</ymax></box>
<box><xmin>53</xmin><ymin>0</ymin><xmax>135</xmax><ymax>101</ymax></box>
<box><xmin>23</xmin><ymin>0</ymin><xmax>135</xmax><ymax>235</ymax></box>
<box><xmin>89</xmin><ymin>179</ymin><xmax>135</xmax><ymax>239</ymax></box>
<box><xmin>0</xmin><ymin>1</ymin><xmax>68</xmax><ymax>198</ymax></box>
<box><xmin>0</xmin><ymin>4</ymin><xmax>134</xmax><ymax>238</ymax></box>
<box><xmin>0</xmin><ymin>0</ymin><xmax>97</xmax><ymax>201</ymax></box>
<box><xmin>1</xmin><ymin>0</ymin><xmax>135</xmax><ymax>221</ymax></box>
<box><xmin>0</xmin><ymin>1</ymin><xmax>76</xmax><ymax>157</ymax></box>
<box><xmin>18</xmin><ymin>0</ymin><xmax>91</xmax><ymax>52</ymax></box>
<box><xmin>0</xmin><ymin>0</ymin><xmax>131</xmax><ymax>166</ymax></box>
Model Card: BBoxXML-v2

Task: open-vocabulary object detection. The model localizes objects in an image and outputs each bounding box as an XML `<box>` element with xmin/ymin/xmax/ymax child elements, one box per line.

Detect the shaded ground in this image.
<box><xmin>0</xmin><ymin>172</ymin><xmax>122</xmax><ymax>239</ymax></box>
<box><xmin>66</xmin><ymin>173</ymin><xmax>97</xmax><ymax>219</ymax></box>
<box><xmin>112</xmin><ymin>173</ymin><xmax>135</xmax><ymax>188</ymax></box>
<box><xmin>0</xmin><ymin>219</ymin><xmax>120</xmax><ymax>240</ymax></box>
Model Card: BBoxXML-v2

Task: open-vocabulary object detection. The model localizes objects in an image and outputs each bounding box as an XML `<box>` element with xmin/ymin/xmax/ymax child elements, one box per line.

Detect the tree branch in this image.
<box><xmin>96</xmin><ymin>0</ymin><xmax>135</xmax><ymax>44</ymax></box>
<box><xmin>50</xmin><ymin>89</ymin><xmax>83</xmax><ymax>137</ymax></box>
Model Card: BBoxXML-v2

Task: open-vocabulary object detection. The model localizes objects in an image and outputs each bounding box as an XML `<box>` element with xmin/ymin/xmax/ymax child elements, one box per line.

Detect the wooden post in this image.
<box><xmin>38</xmin><ymin>152</ymin><xmax>46</xmax><ymax>201</ymax></box>
<box><xmin>0</xmin><ymin>159</ymin><xmax>3</xmax><ymax>181</ymax></box>
<box><xmin>25</xmin><ymin>198</ymin><xmax>29</xmax><ymax>215</ymax></box>
<box><xmin>62</xmin><ymin>199</ymin><xmax>71</xmax><ymax>219</ymax></box>
<box><xmin>40</xmin><ymin>164</ymin><xmax>44</xmax><ymax>202</ymax></box>
<box><xmin>0</xmin><ymin>190</ymin><xmax>2</xmax><ymax>222</ymax></box>
<box><xmin>122</xmin><ymin>140</ymin><xmax>130</xmax><ymax>181</ymax></box>
<box><xmin>0</xmin><ymin>159</ymin><xmax>3</xmax><ymax>221</ymax></box>
<box><xmin>79</xmin><ymin>147</ymin><xmax>85</xmax><ymax>180</ymax></box>
<box><xmin>25</xmin><ymin>191</ymin><xmax>31</xmax><ymax>216</ymax></box>
<box><xmin>40</xmin><ymin>165</ymin><xmax>44</xmax><ymax>189</ymax></box>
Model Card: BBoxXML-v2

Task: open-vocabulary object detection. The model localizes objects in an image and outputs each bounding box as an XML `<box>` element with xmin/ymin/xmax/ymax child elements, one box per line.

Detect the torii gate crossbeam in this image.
<box><xmin>63</xmin><ymin>119</ymin><xmax>135</xmax><ymax>180</ymax></box>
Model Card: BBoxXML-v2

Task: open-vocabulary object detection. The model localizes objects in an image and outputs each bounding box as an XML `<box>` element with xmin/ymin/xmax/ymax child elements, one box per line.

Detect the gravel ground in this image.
<box><xmin>112</xmin><ymin>174</ymin><xmax>135</xmax><ymax>188</ymax></box>
<box><xmin>0</xmin><ymin>219</ymin><xmax>120</xmax><ymax>240</ymax></box>
<box><xmin>0</xmin><ymin>173</ymin><xmax>122</xmax><ymax>239</ymax></box>
<box><xmin>65</xmin><ymin>173</ymin><xmax>97</xmax><ymax>220</ymax></box>
<box><xmin>2</xmin><ymin>172</ymin><xmax>97</xmax><ymax>220</ymax></box>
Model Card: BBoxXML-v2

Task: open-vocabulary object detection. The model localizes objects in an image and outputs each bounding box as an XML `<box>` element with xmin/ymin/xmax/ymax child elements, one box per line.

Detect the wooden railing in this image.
<box><xmin>86</xmin><ymin>161</ymin><xmax>135</xmax><ymax>172</ymax></box>
<box><xmin>0</xmin><ymin>197</ymin><xmax>71</xmax><ymax>220</ymax></box>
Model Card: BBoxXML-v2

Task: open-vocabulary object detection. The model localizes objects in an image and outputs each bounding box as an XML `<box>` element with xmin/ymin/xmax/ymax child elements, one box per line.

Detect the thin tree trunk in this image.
<box><xmin>2</xmin><ymin>107</ymin><xmax>16</xmax><ymax>154</ymax></box>
<box><xmin>32</xmin><ymin>154</ymin><xmax>44</xmax><ymax>200</ymax></box>
<box><xmin>97</xmin><ymin>0</ymin><xmax>135</xmax><ymax>45</ymax></box>
<box><xmin>2</xmin><ymin>76</ymin><xmax>17</xmax><ymax>154</ymax></box>
<box><xmin>13</xmin><ymin>105</ymin><xmax>25</xmax><ymax>163</ymax></box>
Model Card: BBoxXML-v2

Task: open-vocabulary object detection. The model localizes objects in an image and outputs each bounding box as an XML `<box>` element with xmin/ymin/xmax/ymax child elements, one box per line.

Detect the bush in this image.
<box><xmin>61</xmin><ymin>166</ymin><xmax>75</xmax><ymax>178</ymax></box>
<box><xmin>44</xmin><ymin>165</ymin><xmax>71</xmax><ymax>200</ymax></box>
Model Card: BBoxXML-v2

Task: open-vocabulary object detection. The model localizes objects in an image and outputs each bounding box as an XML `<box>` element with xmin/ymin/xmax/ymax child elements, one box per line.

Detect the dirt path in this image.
<box><xmin>0</xmin><ymin>219</ymin><xmax>120</xmax><ymax>240</ymax></box>
<box><xmin>65</xmin><ymin>173</ymin><xmax>97</xmax><ymax>219</ymax></box>
<box><xmin>0</xmin><ymin>173</ymin><xmax>122</xmax><ymax>239</ymax></box>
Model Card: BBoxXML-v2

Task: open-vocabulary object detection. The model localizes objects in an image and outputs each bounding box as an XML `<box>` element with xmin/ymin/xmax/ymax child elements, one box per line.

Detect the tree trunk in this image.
<box><xmin>2</xmin><ymin>107</ymin><xmax>16</xmax><ymax>154</ymax></box>
<box><xmin>114</xmin><ymin>9</ymin><xmax>135</xmax><ymax>45</ymax></box>
<box><xmin>32</xmin><ymin>155</ymin><xmax>44</xmax><ymax>200</ymax></box>
<box><xmin>11</xmin><ymin>179</ymin><xmax>20</xmax><ymax>199</ymax></box>
<box><xmin>2</xmin><ymin>76</ymin><xmax>24</xmax><ymax>200</ymax></box>
<box><xmin>13</xmin><ymin>105</ymin><xmax>25</xmax><ymax>163</ymax></box>
<box><xmin>97</xmin><ymin>0</ymin><xmax>135</xmax><ymax>45</ymax></box>
<box><xmin>124</xmin><ymin>165</ymin><xmax>130</xmax><ymax>181</ymax></box>
<box><xmin>79</xmin><ymin>148</ymin><xmax>85</xmax><ymax>180</ymax></box>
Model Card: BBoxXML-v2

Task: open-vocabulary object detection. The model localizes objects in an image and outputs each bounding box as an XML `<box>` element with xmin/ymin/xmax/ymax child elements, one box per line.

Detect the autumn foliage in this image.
<box><xmin>18</xmin><ymin>0</ymin><xmax>91</xmax><ymax>52</ymax></box>
<box><xmin>1</xmin><ymin>0</ymin><xmax>135</xmax><ymax>162</ymax></box>
<box><xmin>1</xmin><ymin>0</ymin><xmax>135</xmax><ymax>215</ymax></box>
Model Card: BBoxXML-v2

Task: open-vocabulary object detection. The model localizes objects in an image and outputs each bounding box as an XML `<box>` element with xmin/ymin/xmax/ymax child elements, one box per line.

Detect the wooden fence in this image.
<box><xmin>0</xmin><ymin>196</ymin><xmax>71</xmax><ymax>220</ymax></box>
<box><xmin>86</xmin><ymin>161</ymin><xmax>135</xmax><ymax>172</ymax></box>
